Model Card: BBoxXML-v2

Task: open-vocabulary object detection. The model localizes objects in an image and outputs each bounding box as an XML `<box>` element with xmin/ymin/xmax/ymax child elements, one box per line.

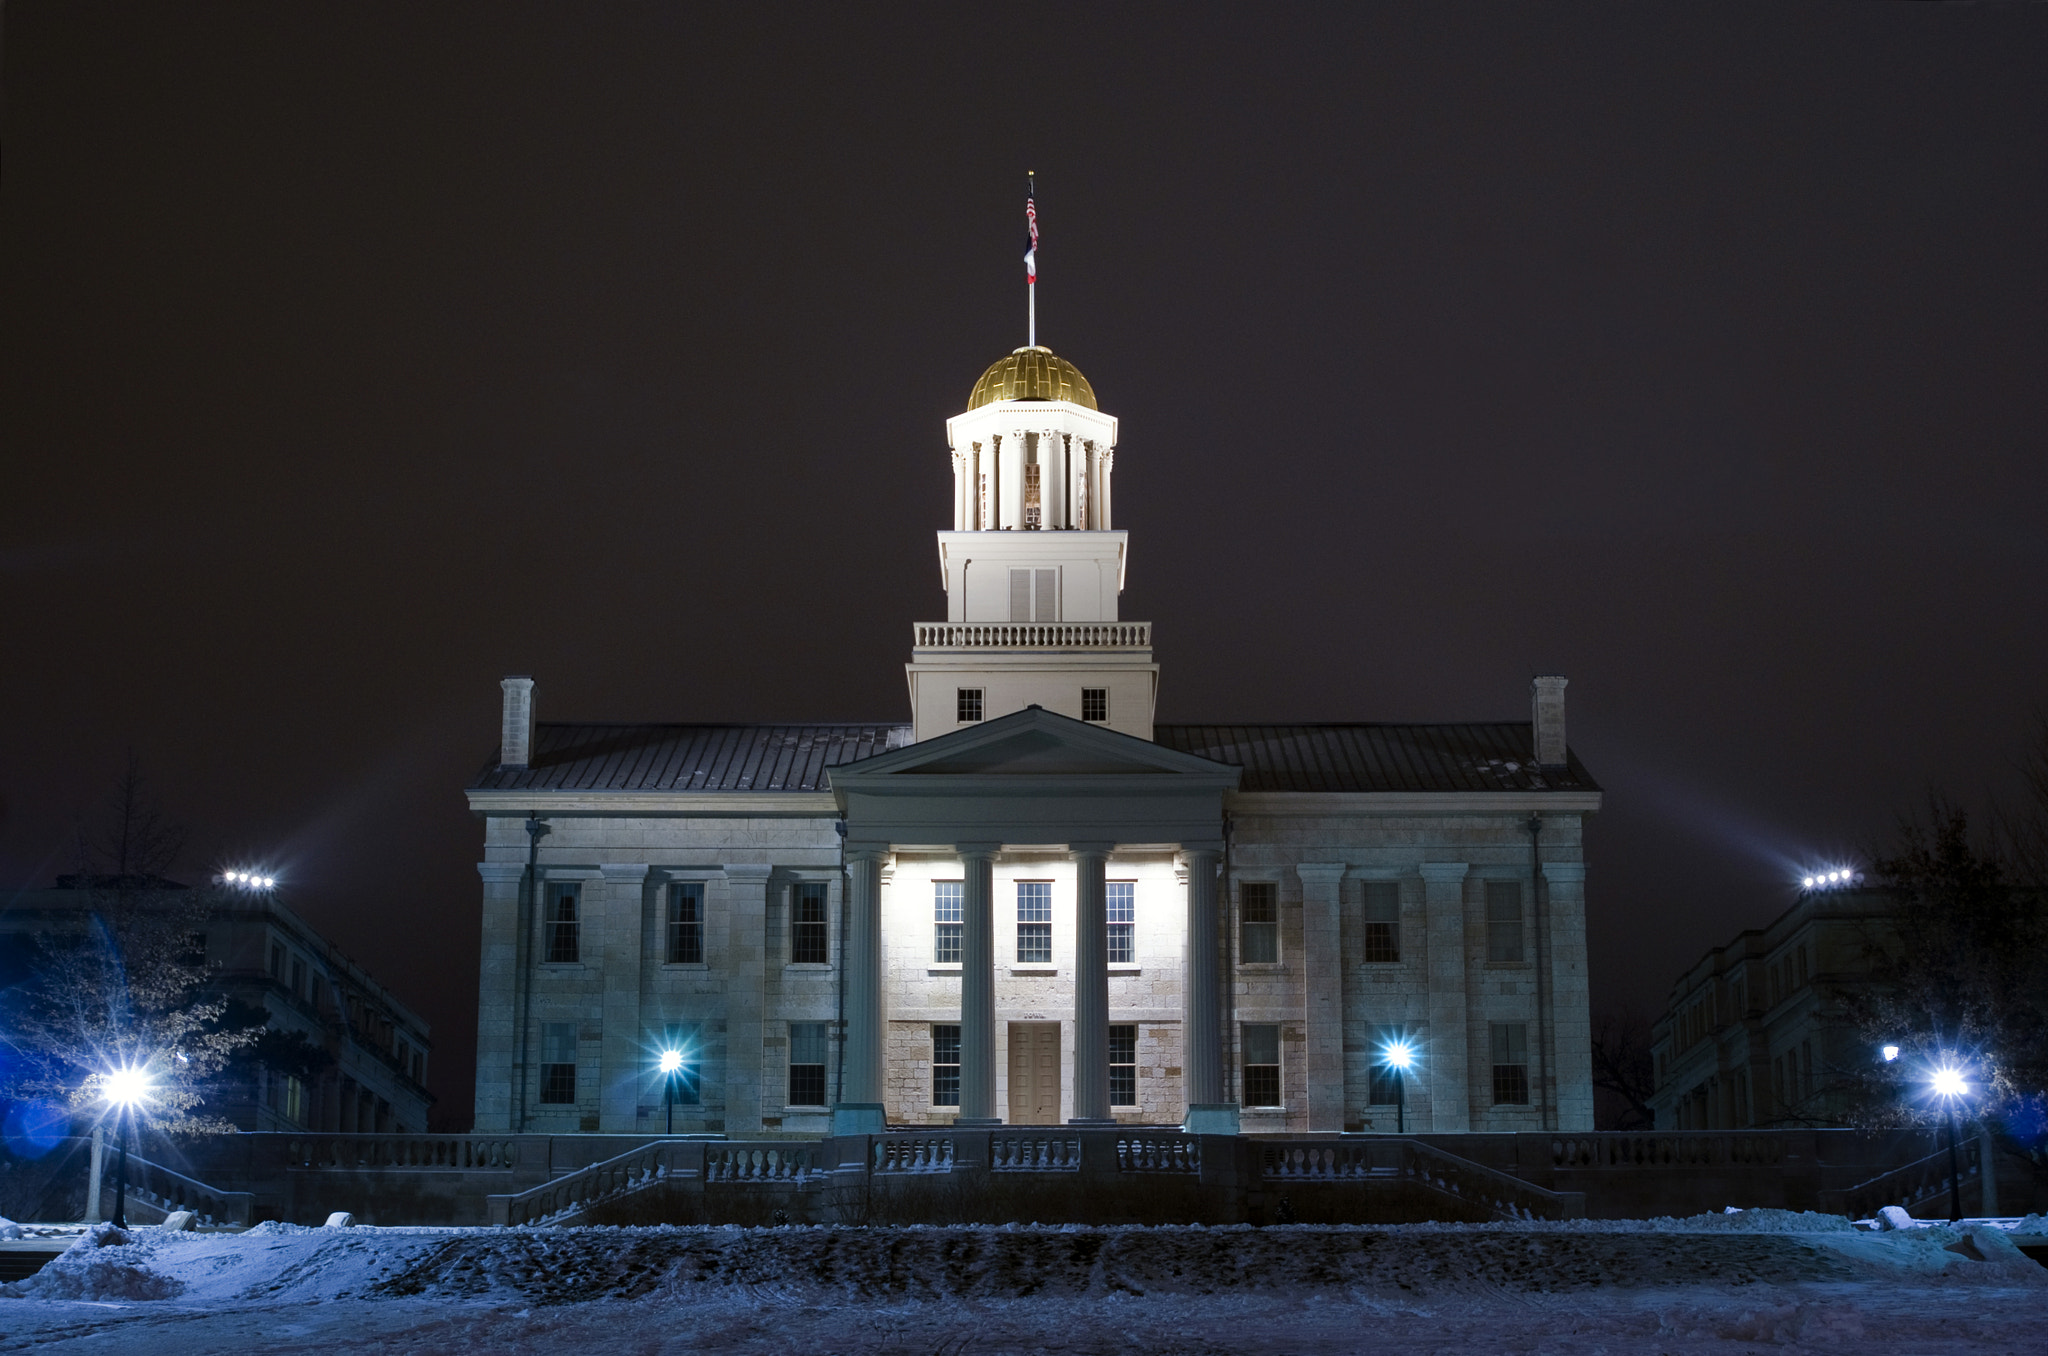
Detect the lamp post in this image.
<box><xmin>101</xmin><ymin>1065</ymin><xmax>152</xmax><ymax>1229</ymax></box>
<box><xmin>1931</xmin><ymin>1064</ymin><xmax>1969</xmax><ymax>1224</ymax></box>
<box><xmin>659</xmin><ymin>1049</ymin><xmax>683</xmax><ymax>1136</ymax></box>
<box><xmin>1381</xmin><ymin>1038</ymin><xmax>1417</xmax><ymax>1135</ymax></box>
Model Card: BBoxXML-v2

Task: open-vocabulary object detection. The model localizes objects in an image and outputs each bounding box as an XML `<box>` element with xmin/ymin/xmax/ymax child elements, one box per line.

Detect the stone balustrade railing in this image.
<box><xmin>1832</xmin><ymin>1137</ymin><xmax>1982</xmax><ymax>1220</ymax></box>
<box><xmin>990</xmin><ymin>1134</ymin><xmax>1082</xmax><ymax>1171</ymax></box>
<box><xmin>912</xmin><ymin>622</ymin><xmax>1152</xmax><ymax>649</ymax></box>
<box><xmin>1550</xmin><ymin>1133</ymin><xmax>1789</xmax><ymax>1170</ymax></box>
<box><xmin>100</xmin><ymin>1152</ymin><xmax>256</xmax><ymax>1227</ymax></box>
<box><xmin>490</xmin><ymin>1139</ymin><xmax>700</xmax><ymax>1227</ymax></box>
<box><xmin>874</xmin><ymin>1137</ymin><xmax>956</xmax><ymax>1173</ymax></box>
<box><xmin>285</xmin><ymin>1136</ymin><xmax>520</xmax><ymax>1171</ymax></box>
<box><xmin>1115</xmin><ymin>1133</ymin><xmax>1201</xmax><ymax>1173</ymax></box>
<box><xmin>705</xmin><ymin>1145</ymin><xmax>817</xmax><ymax>1183</ymax></box>
<box><xmin>1396</xmin><ymin>1141</ymin><xmax>1586</xmax><ymax>1221</ymax></box>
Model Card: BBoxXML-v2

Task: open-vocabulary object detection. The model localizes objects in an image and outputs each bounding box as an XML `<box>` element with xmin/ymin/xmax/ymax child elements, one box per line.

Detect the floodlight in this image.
<box><xmin>103</xmin><ymin>1065</ymin><xmax>151</xmax><ymax>1109</ymax></box>
<box><xmin>1802</xmin><ymin>876</ymin><xmax>1815</xmax><ymax>889</ymax></box>
<box><xmin>1881</xmin><ymin>1045</ymin><xmax>1900</xmax><ymax>1062</ymax></box>
<box><xmin>1931</xmin><ymin>1066</ymin><xmax>1968</xmax><ymax>1100</ymax></box>
<box><xmin>1382</xmin><ymin>1039</ymin><xmax>1415</xmax><ymax>1071</ymax></box>
<box><xmin>659</xmin><ymin>1049</ymin><xmax>684</xmax><ymax>1074</ymax></box>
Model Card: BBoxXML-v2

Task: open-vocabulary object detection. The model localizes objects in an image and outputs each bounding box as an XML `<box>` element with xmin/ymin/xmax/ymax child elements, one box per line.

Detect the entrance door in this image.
<box><xmin>1007</xmin><ymin>1022</ymin><xmax>1062</xmax><ymax>1125</ymax></box>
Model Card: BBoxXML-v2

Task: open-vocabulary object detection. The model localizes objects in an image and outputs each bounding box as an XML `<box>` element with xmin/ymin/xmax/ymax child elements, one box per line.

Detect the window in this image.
<box><xmin>1110</xmin><ymin>1024</ymin><xmax>1138</xmax><ymax>1106</ymax></box>
<box><xmin>1367</xmin><ymin>1061</ymin><xmax>1403</xmax><ymax>1107</ymax></box>
<box><xmin>290</xmin><ymin>957</ymin><xmax>307</xmax><ymax>999</ymax></box>
<box><xmin>1023</xmin><ymin>462</ymin><xmax>1042</xmax><ymax>529</ymax></box>
<box><xmin>1016</xmin><ymin>882</ymin><xmax>1052</xmax><ymax>963</ymax></box>
<box><xmin>1082</xmin><ymin>687</ymin><xmax>1108</xmax><ymax>722</ymax></box>
<box><xmin>1242</xmin><ymin>1024</ymin><xmax>1281</xmax><ymax>1107</ymax></box>
<box><xmin>1490</xmin><ymin>1022</ymin><xmax>1530</xmax><ymax>1105</ymax></box>
<box><xmin>269</xmin><ymin>942</ymin><xmax>285</xmax><ymax>979</ymax></box>
<box><xmin>957</xmin><ymin>687</ymin><xmax>984</xmax><ymax>723</ymax></box>
<box><xmin>1008</xmin><ymin>568</ymin><xmax>1058</xmax><ymax>621</ymax></box>
<box><xmin>1240</xmin><ymin>882</ymin><xmax>1278</xmax><ymax>964</ymax></box>
<box><xmin>932</xmin><ymin>1024</ymin><xmax>961</xmax><ymax>1107</ymax></box>
<box><xmin>540</xmin><ymin>1022</ymin><xmax>577</xmax><ymax>1104</ymax></box>
<box><xmin>545</xmin><ymin>883</ymin><xmax>580</xmax><ymax>963</ymax></box>
<box><xmin>788</xmin><ymin>1022</ymin><xmax>828</xmax><ymax>1106</ymax></box>
<box><xmin>1106</xmin><ymin>882</ymin><xmax>1135</xmax><ymax>964</ymax></box>
<box><xmin>791</xmin><ymin>882</ymin><xmax>829</xmax><ymax>964</ymax></box>
<box><xmin>1362</xmin><ymin>880</ymin><xmax>1400</xmax><ymax>963</ymax></box>
<box><xmin>1485</xmin><ymin>881</ymin><xmax>1524</xmax><ymax>963</ymax></box>
<box><xmin>283</xmin><ymin>1075</ymin><xmax>306</xmax><ymax>1124</ymax></box>
<box><xmin>934</xmin><ymin>881</ymin><xmax>962</xmax><ymax>963</ymax></box>
<box><xmin>665</xmin><ymin>881</ymin><xmax>705</xmax><ymax>964</ymax></box>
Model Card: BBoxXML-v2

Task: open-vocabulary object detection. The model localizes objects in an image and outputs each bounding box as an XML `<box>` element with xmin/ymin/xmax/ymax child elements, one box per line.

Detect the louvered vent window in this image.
<box><xmin>1008</xmin><ymin>569</ymin><xmax>1058</xmax><ymax>622</ymax></box>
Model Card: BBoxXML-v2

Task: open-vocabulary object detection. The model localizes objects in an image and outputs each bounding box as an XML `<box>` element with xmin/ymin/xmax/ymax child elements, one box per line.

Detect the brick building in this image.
<box><xmin>468</xmin><ymin>342</ymin><xmax>1601</xmax><ymax>1137</ymax></box>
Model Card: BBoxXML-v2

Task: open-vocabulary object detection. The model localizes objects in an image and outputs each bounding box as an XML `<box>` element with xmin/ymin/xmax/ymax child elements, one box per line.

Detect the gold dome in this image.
<box><xmin>966</xmin><ymin>346</ymin><xmax>1098</xmax><ymax>411</ymax></box>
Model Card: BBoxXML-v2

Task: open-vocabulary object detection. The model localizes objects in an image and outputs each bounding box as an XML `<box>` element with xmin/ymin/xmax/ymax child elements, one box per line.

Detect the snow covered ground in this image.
<box><xmin>2</xmin><ymin>1212</ymin><xmax>2043</xmax><ymax>1354</ymax></box>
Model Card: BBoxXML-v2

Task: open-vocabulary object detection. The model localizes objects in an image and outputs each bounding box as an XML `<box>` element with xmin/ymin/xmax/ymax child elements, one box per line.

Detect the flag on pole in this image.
<box><xmin>1023</xmin><ymin>176</ymin><xmax>1038</xmax><ymax>284</ymax></box>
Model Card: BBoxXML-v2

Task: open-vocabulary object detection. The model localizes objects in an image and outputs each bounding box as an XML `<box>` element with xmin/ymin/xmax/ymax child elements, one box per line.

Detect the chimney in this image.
<box><xmin>500</xmin><ymin>676</ymin><xmax>535</xmax><ymax>769</ymax></box>
<box><xmin>1531</xmin><ymin>675</ymin><xmax>1568</xmax><ymax>768</ymax></box>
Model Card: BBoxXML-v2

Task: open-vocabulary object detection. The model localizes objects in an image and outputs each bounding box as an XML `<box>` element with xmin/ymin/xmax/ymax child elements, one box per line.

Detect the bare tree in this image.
<box><xmin>1590</xmin><ymin>1008</ymin><xmax>1657</xmax><ymax>1130</ymax></box>
<box><xmin>4</xmin><ymin>761</ymin><xmax>261</xmax><ymax>1136</ymax></box>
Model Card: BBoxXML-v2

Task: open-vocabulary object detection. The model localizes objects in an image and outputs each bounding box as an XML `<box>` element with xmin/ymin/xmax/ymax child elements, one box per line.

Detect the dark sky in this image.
<box><xmin>4</xmin><ymin>4</ymin><xmax>2044</xmax><ymax>1127</ymax></box>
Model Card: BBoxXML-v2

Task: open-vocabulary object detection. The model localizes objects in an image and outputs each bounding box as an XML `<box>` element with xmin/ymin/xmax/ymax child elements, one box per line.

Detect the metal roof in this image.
<box><xmin>470</xmin><ymin>724</ymin><xmax>911</xmax><ymax>794</ymax></box>
<box><xmin>472</xmin><ymin>720</ymin><xmax>1595</xmax><ymax>796</ymax></box>
<box><xmin>1152</xmin><ymin>723</ymin><xmax>1599</xmax><ymax>794</ymax></box>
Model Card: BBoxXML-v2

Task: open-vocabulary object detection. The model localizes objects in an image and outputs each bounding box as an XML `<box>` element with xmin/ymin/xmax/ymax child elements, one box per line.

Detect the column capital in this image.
<box><xmin>1541</xmin><ymin>861</ymin><xmax>1588</xmax><ymax>884</ymax></box>
<box><xmin>477</xmin><ymin>862</ymin><xmax>526</xmax><ymax>884</ymax></box>
<box><xmin>844</xmin><ymin>842</ymin><xmax>892</xmax><ymax>863</ymax></box>
<box><xmin>1294</xmin><ymin>862</ymin><xmax>1347</xmax><ymax>887</ymax></box>
<box><xmin>955</xmin><ymin>841</ymin><xmax>1002</xmax><ymax>859</ymax></box>
<box><xmin>598</xmin><ymin>863</ymin><xmax>649</xmax><ymax>880</ymax></box>
<box><xmin>1418</xmin><ymin>862</ymin><xmax>1470</xmax><ymax>885</ymax></box>
<box><xmin>1067</xmin><ymin>841</ymin><xmax>1116</xmax><ymax>857</ymax></box>
<box><xmin>1177</xmin><ymin>843</ymin><xmax>1224</xmax><ymax>862</ymax></box>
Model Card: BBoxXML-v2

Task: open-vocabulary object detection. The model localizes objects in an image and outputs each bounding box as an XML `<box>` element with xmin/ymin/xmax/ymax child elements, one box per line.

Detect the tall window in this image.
<box><xmin>1082</xmin><ymin>687</ymin><xmax>1108</xmax><ymax>722</ymax></box>
<box><xmin>545</xmin><ymin>883</ymin><xmax>580</xmax><ymax>963</ymax></box>
<box><xmin>791</xmin><ymin>882</ymin><xmax>829</xmax><ymax>964</ymax></box>
<box><xmin>540</xmin><ymin>1022</ymin><xmax>577</xmax><ymax>1104</ymax></box>
<box><xmin>1362</xmin><ymin>880</ymin><xmax>1400</xmax><ymax>963</ymax></box>
<box><xmin>932</xmin><ymin>1024</ymin><xmax>961</xmax><ymax>1107</ymax></box>
<box><xmin>1016</xmin><ymin>882</ymin><xmax>1052</xmax><ymax>963</ymax></box>
<box><xmin>1485</xmin><ymin>881</ymin><xmax>1524</xmax><ymax>963</ymax></box>
<box><xmin>1367</xmin><ymin>1062</ymin><xmax>1401</xmax><ymax>1107</ymax></box>
<box><xmin>1490</xmin><ymin>1022</ymin><xmax>1530</xmax><ymax>1105</ymax></box>
<box><xmin>788</xmin><ymin>1022</ymin><xmax>828</xmax><ymax>1106</ymax></box>
<box><xmin>283</xmin><ymin>1074</ymin><xmax>306</xmax><ymax>1125</ymax></box>
<box><xmin>1240</xmin><ymin>882</ymin><xmax>1278</xmax><ymax>964</ymax></box>
<box><xmin>1023</xmin><ymin>462</ymin><xmax>1042</xmax><ymax>529</ymax></box>
<box><xmin>667</xmin><ymin>881</ymin><xmax>705</xmax><ymax>964</ymax></box>
<box><xmin>290</xmin><ymin>956</ymin><xmax>307</xmax><ymax>999</ymax></box>
<box><xmin>1109</xmin><ymin>1024</ymin><xmax>1138</xmax><ymax>1106</ymax></box>
<box><xmin>1106</xmin><ymin>882</ymin><xmax>1135</xmax><ymax>964</ymax></box>
<box><xmin>269</xmin><ymin>942</ymin><xmax>285</xmax><ymax>979</ymax></box>
<box><xmin>933</xmin><ymin>882</ymin><xmax>962</xmax><ymax>963</ymax></box>
<box><xmin>957</xmin><ymin>688</ymin><xmax>983</xmax><ymax>723</ymax></box>
<box><xmin>1242</xmin><ymin>1024</ymin><xmax>1281</xmax><ymax>1107</ymax></box>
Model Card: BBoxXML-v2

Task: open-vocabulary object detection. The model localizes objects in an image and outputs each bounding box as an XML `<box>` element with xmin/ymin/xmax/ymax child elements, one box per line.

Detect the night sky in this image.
<box><xmin>3</xmin><ymin>5</ymin><xmax>2044</xmax><ymax>1127</ymax></box>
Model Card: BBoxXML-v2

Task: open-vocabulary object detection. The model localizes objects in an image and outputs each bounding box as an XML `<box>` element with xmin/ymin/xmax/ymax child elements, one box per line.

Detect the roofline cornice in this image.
<box><xmin>1226</xmin><ymin>790</ymin><xmax>1603</xmax><ymax>816</ymax></box>
<box><xmin>467</xmin><ymin>790</ymin><xmax>841</xmax><ymax>816</ymax></box>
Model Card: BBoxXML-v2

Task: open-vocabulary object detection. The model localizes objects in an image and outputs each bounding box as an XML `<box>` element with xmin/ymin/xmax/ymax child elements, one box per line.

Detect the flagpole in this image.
<box><xmin>1026</xmin><ymin>171</ymin><xmax>1037</xmax><ymax>348</ymax></box>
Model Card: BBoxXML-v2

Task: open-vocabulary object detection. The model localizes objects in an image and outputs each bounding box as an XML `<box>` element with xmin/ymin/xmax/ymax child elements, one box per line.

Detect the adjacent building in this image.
<box><xmin>1649</xmin><ymin>884</ymin><xmax>1894</xmax><ymax>1130</ymax></box>
<box><xmin>468</xmin><ymin>341</ymin><xmax>1603</xmax><ymax>1137</ymax></box>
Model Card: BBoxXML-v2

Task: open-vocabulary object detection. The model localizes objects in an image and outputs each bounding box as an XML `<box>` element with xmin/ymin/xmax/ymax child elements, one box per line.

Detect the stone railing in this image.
<box><xmin>1398</xmin><ymin>1141</ymin><xmax>1585</xmax><ymax>1221</ymax></box>
<box><xmin>874</xmin><ymin>1137</ymin><xmax>957</xmax><ymax>1174</ymax></box>
<box><xmin>1832</xmin><ymin>1137</ymin><xmax>1981</xmax><ymax>1221</ymax></box>
<box><xmin>1116</xmin><ymin>1133</ymin><xmax>1201</xmax><ymax>1174</ymax></box>
<box><xmin>1550</xmin><ymin>1133</ymin><xmax>1789</xmax><ymax>1170</ymax></box>
<box><xmin>1261</xmin><ymin>1141</ymin><xmax>1384</xmax><ymax>1181</ymax></box>
<box><xmin>489</xmin><ymin>1139</ymin><xmax>697</xmax><ymax>1227</ymax></box>
<box><xmin>284</xmin><ymin>1136</ymin><xmax>520</xmax><ymax>1171</ymax></box>
<box><xmin>912</xmin><ymin>622</ymin><xmax>1152</xmax><ymax>649</ymax></box>
<box><xmin>102</xmin><ymin>1153</ymin><xmax>256</xmax><ymax>1227</ymax></box>
<box><xmin>704</xmin><ymin>1144</ymin><xmax>816</xmax><ymax>1183</ymax></box>
<box><xmin>989</xmin><ymin>1134</ymin><xmax>1082</xmax><ymax>1171</ymax></box>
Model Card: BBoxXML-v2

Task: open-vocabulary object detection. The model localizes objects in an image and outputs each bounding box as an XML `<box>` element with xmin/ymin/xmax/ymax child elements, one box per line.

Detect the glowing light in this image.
<box><xmin>1381</xmin><ymin>1039</ymin><xmax>1415</xmax><ymax>1071</ymax></box>
<box><xmin>1802</xmin><ymin>876</ymin><xmax>1815</xmax><ymax>889</ymax></box>
<box><xmin>659</xmin><ymin>1049</ymin><xmax>684</xmax><ymax>1075</ymax></box>
<box><xmin>1931</xmin><ymin>1066</ymin><xmax>1968</xmax><ymax>1100</ymax></box>
<box><xmin>102</xmin><ymin>1065</ymin><xmax>152</xmax><ymax>1109</ymax></box>
<box><xmin>1881</xmin><ymin>1045</ymin><xmax>1900</xmax><ymax>1062</ymax></box>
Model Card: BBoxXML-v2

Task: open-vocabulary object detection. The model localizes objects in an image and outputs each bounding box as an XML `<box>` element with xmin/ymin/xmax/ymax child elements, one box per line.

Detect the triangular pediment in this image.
<box><xmin>831</xmin><ymin>706</ymin><xmax>1238</xmax><ymax>783</ymax></box>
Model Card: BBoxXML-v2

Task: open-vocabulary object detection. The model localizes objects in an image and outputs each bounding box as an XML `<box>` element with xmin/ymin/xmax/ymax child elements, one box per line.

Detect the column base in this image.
<box><xmin>830</xmin><ymin>1103</ymin><xmax>887</xmax><ymax>1135</ymax></box>
<box><xmin>950</xmin><ymin>1116</ymin><xmax>1005</xmax><ymax>1127</ymax></box>
<box><xmin>1183</xmin><ymin>1104</ymin><xmax>1241</xmax><ymax>1135</ymax></box>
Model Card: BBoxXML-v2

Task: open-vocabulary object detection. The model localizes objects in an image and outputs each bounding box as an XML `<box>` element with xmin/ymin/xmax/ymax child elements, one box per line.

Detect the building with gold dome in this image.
<box><xmin>465</xmin><ymin>341</ymin><xmax>1601</xmax><ymax>1139</ymax></box>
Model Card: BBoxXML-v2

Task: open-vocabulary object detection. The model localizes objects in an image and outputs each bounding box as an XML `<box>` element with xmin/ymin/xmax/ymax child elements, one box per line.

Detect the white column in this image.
<box><xmin>1421</xmin><ymin>862</ymin><xmax>1470</xmax><ymax>1131</ymax></box>
<box><xmin>1005</xmin><ymin>429</ymin><xmax>1027</xmax><ymax>529</ymax></box>
<box><xmin>474</xmin><ymin>861</ymin><xmax>527</xmax><ymax>1132</ymax></box>
<box><xmin>722</xmin><ymin>864</ymin><xmax>773</xmax><ymax>1136</ymax></box>
<box><xmin>956</xmin><ymin>844</ymin><xmax>1000</xmax><ymax>1122</ymax></box>
<box><xmin>597</xmin><ymin>863</ymin><xmax>649</xmax><ymax>1133</ymax></box>
<box><xmin>1182</xmin><ymin>847</ymin><xmax>1225</xmax><ymax>1107</ymax></box>
<box><xmin>1543</xmin><ymin>860</ymin><xmax>1593</xmax><ymax>1132</ymax></box>
<box><xmin>1100</xmin><ymin>449</ymin><xmax>1114</xmax><ymax>529</ymax></box>
<box><xmin>837</xmin><ymin>845</ymin><xmax>888</xmax><ymax>1129</ymax></box>
<box><xmin>1296</xmin><ymin>863</ymin><xmax>1347</xmax><ymax>1131</ymax></box>
<box><xmin>1069</xmin><ymin>843</ymin><xmax>1113</xmax><ymax>1122</ymax></box>
<box><xmin>951</xmin><ymin>452</ymin><xmax>966</xmax><ymax>530</ymax></box>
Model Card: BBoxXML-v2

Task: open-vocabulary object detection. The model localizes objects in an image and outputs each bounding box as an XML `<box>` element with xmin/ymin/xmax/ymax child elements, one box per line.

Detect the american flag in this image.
<box><xmin>1023</xmin><ymin>176</ymin><xmax>1038</xmax><ymax>284</ymax></box>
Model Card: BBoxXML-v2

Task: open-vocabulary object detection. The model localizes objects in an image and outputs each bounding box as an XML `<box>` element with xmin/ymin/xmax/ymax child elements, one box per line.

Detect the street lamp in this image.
<box><xmin>1380</xmin><ymin>1038</ymin><xmax>1417</xmax><ymax>1135</ymax></box>
<box><xmin>100</xmin><ymin>1064</ymin><xmax>153</xmax><ymax>1229</ymax></box>
<box><xmin>659</xmin><ymin>1048</ymin><xmax>684</xmax><ymax>1135</ymax></box>
<box><xmin>1930</xmin><ymin>1062</ymin><xmax>1970</xmax><ymax>1223</ymax></box>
